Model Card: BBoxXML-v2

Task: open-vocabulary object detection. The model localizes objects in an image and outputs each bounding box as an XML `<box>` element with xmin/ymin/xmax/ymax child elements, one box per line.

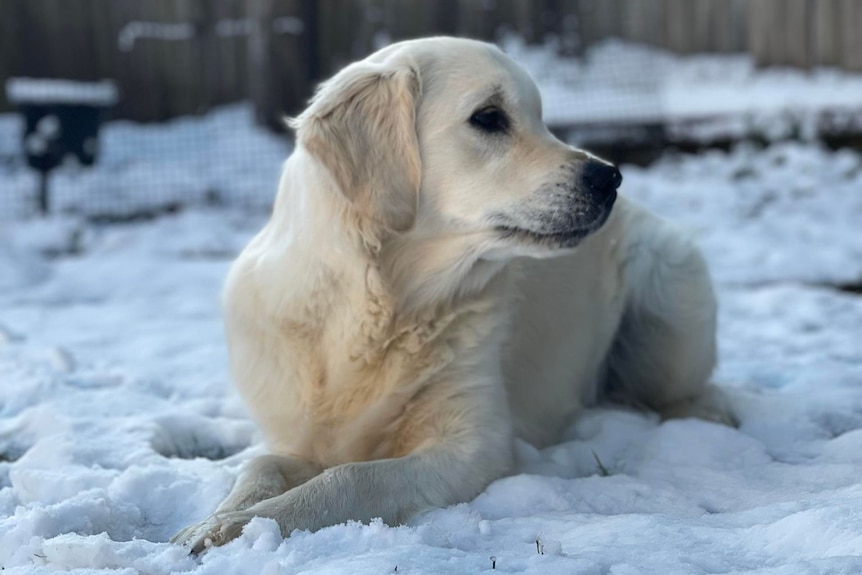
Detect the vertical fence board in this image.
<box><xmin>707</xmin><ymin>0</ymin><xmax>729</xmax><ymax>52</ymax></box>
<box><xmin>493</xmin><ymin>0</ymin><xmax>535</xmax><ymax>43</ymax></box>
<box><xmin>577</xmin><ymin>0</ymin><xmax>614</xmax><ymax>52</ymax></box>
<box><xmin>247</xmin><ymin>0</ymin><xmax>274</xmax><ymax>126</ymax></box>
<box><xmin>813</xmin><ymin>0</ymin><xmax>841</xmax><ymax>67</ymax></box>
<box><xmin>748</xmin><ymin>0</ymin><xmax>772</xmax><ymax>67</ymax></box>
<box><xmin>113</xmin><ymin>0</ymin><xmax>163</xmax><ymax>121</ymax></box>
<box><xmin>726</xmin><ymin>0</ymin><xmax>749</xmax><ymax>53</ymax></box>
<box><xmin>621</xmin><ymin>0</ymin><xmax>665</xmax><ymax>48</ymax></box>
<box><xmin>840</xmin><ymin>0</ymin><xmax>862</xmax><ymax>70</ymax></box>
<box><xmin>0</xmin><ymin>0</ymin><xmax>22</xmax><ymax>111</ymax></box>
<box><xmin>785</xmin><ymin>0</ymin><xmax>811</xmax><ymax>68</ymax></box>
<box><xmin>692</xmin><ymin>0</ymin><xmax>713</xmax><ymax>53</ymax></box>
<box><xmin>665</xmin><ymin>0</ymin><xmax>696</xmax><ymax>53</ymax></box>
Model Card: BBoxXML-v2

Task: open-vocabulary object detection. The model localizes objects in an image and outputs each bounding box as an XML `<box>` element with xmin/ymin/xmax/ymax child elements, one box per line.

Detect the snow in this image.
<box><xmin>272</xmin><ymin>17</ymin><xmax>305</xmax><ymax>36</ymax></box>
<box><xmin>215</xmin><ymin>17</ymin><xmax>304</xmax><ymax>37</ymax></box>
<box><xmin>623</xmin><ymin>144</ymin><xmax>862</xmax><ymax>286</ymax></box>
<box><xmin>118</xmin><ymin>22</ymin><xmax>196</xmax><ymax>53</ymax></box>
<box><xmin>5</xmin><ymin>79</ymin><xmax>118</xmax><ymax>107</ymax></box>
<box><xmin>503</xmin><ymin>39</ymin><xmax>862</xmax><ymax>139</ymax></box>
<box><xmin>2</xmin><ymin>44</ymin><xmax>862</xmax><ymax>574</ymax></box>
<box><xmin>118</xmin><ymin>18</ymin><xmax>306</xmax><ymax>52</ymax></box>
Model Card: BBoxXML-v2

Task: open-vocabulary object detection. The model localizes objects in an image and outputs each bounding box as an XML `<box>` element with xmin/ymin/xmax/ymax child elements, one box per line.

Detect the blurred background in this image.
<box><xmin>2</xmin><ymin>0</ymin><xmax>862</xmax><ymax>220</ymax></box>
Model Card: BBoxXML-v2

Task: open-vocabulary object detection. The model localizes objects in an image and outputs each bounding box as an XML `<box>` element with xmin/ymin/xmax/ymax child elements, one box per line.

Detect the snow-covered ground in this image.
<box><xmin>2</xmin><ymin>42</ymin><xmax>862</xmax><ymax>574</ymax></box>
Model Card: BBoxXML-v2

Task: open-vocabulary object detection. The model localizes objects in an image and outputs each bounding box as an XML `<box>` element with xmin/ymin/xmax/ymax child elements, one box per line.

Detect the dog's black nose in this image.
<box><xmin>581</xmin><ymin>161</ymin><xmax>622</xmax><ymax>202</ymax></box>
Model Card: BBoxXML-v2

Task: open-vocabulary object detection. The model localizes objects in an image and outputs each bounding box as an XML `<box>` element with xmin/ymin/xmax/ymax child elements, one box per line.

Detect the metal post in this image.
<box><xmin>38</xmin><ymin>171</ymin><xmax>50</xmax><ymax>215</ymax></box>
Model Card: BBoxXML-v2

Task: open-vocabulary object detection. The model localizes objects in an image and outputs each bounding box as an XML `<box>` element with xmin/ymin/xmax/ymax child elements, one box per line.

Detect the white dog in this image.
<box><xmin>173</xmin><ymin>37</ymin><xmax>732</xmax><ymax>553</ymax></box>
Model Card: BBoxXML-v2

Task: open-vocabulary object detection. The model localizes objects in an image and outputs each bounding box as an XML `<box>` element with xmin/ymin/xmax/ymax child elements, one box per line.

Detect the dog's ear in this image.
<box><xmin>292</xmin><ymin>56</ymin><xmax>422</xmax><ymax>234</ymax></box>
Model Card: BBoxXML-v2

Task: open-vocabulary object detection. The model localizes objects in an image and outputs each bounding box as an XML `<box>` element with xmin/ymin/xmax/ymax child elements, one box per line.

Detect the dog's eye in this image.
<box><xmin>469</xmin><ymin>107</ymin><xmax>509</xmax><ymax>134</ymax></box>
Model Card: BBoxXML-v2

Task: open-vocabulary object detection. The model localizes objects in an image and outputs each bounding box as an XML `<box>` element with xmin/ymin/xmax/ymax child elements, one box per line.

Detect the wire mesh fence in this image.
<box><xmin>1</xmin><ymin>99</ymin><xmax>289</xmax><ymax>219</ymax></box>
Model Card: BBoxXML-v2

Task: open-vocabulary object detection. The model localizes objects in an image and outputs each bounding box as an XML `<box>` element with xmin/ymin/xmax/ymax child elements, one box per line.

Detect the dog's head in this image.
<box><xmin>292</xmin><ymin>37</ymin><xmax>621</xmax><ymax>259</ymax></box>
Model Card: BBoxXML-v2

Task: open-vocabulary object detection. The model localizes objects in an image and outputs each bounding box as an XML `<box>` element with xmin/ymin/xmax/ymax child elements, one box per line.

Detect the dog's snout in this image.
<box><xmin>581</xmin><ymin>162</ymin><xmax>622</xmax><ymax>201</ymax></box>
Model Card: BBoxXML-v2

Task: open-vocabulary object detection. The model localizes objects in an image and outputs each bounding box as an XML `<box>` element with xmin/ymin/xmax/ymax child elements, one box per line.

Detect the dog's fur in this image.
<box><xmin>173</xmin><ymin>37</ymin><xmax>732</xmax><ymax>552</ymax></box>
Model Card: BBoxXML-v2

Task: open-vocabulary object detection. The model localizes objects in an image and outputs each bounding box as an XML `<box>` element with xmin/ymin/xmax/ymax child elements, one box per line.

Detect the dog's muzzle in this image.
<box><xmin>492</xmin><ymin>161</ymin><xmax>622</xmax><ymax>249</ymax></box>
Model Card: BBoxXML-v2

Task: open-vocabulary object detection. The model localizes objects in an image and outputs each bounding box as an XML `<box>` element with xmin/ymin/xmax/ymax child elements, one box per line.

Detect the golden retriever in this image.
<box><xmin>172</xmin><ymin>37</ymin><xmax>732</xmax><ymax>553</ymax></box>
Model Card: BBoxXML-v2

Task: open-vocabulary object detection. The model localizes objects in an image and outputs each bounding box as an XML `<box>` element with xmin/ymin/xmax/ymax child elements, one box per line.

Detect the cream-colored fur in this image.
<box><xmin>172</xmin><ymin>37</ymin><xmax>732</xmax><ymax>553</ymax></box>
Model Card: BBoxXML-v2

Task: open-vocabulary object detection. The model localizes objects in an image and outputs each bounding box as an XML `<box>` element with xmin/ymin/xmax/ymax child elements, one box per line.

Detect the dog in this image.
<box><xmin>172</xmin><ymin>37</ymin><xmax>732</xmax><ymax>553</ymax></box>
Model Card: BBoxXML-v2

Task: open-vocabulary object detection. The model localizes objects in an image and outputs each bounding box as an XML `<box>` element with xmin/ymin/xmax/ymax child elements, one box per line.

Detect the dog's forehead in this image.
<box><xmin>371</xmin><ymin>38</ymin><xmax>543</xmax><ymax>121</ymax></box>
<box><xmin>484</xmin><ymin>47</ymin><xmax>542</xmax><ymax>109</ymax></box>
<box><xmin>419</xmin><ymin>41</ymin><xmax>542</xmax><ymax>116</ymax></box>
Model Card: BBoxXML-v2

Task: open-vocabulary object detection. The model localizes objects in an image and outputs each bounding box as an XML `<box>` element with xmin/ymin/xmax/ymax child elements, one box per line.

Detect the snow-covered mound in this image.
<box><xmin>6</xmin><ymin>79</ymin><xmax>118</xmax><ymax>106</ymax></box>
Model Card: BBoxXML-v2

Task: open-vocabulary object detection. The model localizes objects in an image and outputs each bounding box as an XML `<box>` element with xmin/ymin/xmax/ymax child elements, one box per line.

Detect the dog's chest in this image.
<box><xmin>263</xmin><ymin>309</ymin><xmax>463</xmax><ymax>465</ymax></box>
<box><xmin>233</xmin><ymin>255</ymin><xmax>504</xmax><ymax>466</ymax></box>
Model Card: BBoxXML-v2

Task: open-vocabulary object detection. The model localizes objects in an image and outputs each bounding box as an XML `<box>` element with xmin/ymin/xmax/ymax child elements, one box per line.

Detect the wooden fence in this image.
<box><xmin>1</xmin><ymin>0</ymin><xmax>861</xmax><ymax>126</ymax></box>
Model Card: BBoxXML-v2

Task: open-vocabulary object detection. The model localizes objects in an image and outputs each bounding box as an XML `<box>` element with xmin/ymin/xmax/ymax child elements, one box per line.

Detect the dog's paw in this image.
<box><xmin>171</xmin><ymin>511</ymin><xmax>254</xmax><ymax>555</ymax></box>
<box><xmin>659</xmin><ymin>384</ymin><xmax>740</xmax><ymax>428</ymax></box>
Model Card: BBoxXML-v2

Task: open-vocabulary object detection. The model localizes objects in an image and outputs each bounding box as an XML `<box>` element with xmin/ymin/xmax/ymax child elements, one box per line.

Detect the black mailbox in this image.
<box><xmin>6</xmin><ymin>78</ymin><xmax>118</xmax><ymax>214</ymax></box>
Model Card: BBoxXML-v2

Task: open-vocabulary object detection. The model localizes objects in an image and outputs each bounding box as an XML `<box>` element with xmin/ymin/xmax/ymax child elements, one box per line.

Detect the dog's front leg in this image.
<box><xmin>171</xmin><ymin>454</ymin><xmax>321</xmax><ymax>548</ymax></box>
<box><xmin>182</xmin><ymin>392</ymin><xmax>514</xmax><ymax>554</ymax></box>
